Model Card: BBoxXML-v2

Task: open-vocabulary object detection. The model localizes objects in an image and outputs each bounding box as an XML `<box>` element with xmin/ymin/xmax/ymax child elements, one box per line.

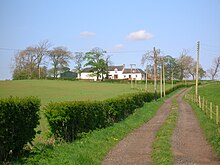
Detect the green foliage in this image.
<box><xmin>84</xmin><ymin>47</ymin><xmax>108</xmax><ymax>81</ymax></box>
<box><xmin>44</xmin><ymin>84</ymin><xmax>191</xmax><ymax>142</ymax></box>
<box><xmin>16</xmin><ymin>97</ymin><xmax>164</xmax><ymax>165</ymax></box>
<box><xmin>151</xmin><ymin>99</ymin><xmax>178</xmax><ymax>165</ymax></box>
<box><xmin>44</xmin><ymin>92</ymin><xmax>154</xmax><ymax>142</ymax></box>
<box><xmin>0</xmin><ymin>96</ymin><xmax>41</xmax><ymax>162</ymax></box>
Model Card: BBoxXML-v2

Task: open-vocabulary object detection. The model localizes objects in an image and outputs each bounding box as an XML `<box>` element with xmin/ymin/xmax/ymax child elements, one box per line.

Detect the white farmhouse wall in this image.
<box><xmin>80</xmin><ymin>72</ymin><xmax>97</xmax><ymax>80</ymax></box>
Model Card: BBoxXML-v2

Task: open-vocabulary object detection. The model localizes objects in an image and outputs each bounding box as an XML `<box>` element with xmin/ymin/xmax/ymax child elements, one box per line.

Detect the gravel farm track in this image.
<box><xmin>102</xmin><ymin>88</ymin><xmax>220</xmax><ymax>165</ymax></box>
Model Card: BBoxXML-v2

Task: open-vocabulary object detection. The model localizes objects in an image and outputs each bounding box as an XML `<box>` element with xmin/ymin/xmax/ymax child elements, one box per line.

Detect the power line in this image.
<box><xmin>0</xmin><ymin>47</ymin><xmax>21</xmax><ymax>51</ymax></box>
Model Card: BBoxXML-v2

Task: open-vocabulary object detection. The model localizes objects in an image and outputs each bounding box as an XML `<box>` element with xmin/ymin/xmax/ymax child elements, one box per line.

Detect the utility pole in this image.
<box><xmin>134</xmin><ymin>65</ymin><xmax>137</xmax><ymax>89</ymax></box>
<box><xmin>145</xmin><ymin>64</ymin><xmax>148</xmax><ymax>92</ymax></box>
<box><xmin>171</xmin><ymin>71</ymin><xmax>174</xmax><ymax>89</ymax></box>
<box><xmin>196</xmin><ymin>41</ymin><xmax>200</xmax><ymax>102</ymax></box>
<box><xmin>163</xmin><ymin>59</ymin><xmax>166</xmax><ymax>97</ymax></box>
<box><xmin>160</xmin><ymin>65</ymin><xmax>163</xmax><ymax>98</ymax></box>
<box><xmin>153</xmin><ymin>47</ymin><xmax>157</xmax><ymax>101</ymax></box>
<box><xmin>130</xmin><ymin>64</ymin><xmax>135</xmax><ymax>89</ymax></box>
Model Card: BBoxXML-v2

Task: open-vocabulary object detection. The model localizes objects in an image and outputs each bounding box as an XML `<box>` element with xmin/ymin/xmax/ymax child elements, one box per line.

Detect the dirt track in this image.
<box><xmin>102</xmin><ymin>88</ymin><xmax>220</xmax><ymax>165</ymax></box>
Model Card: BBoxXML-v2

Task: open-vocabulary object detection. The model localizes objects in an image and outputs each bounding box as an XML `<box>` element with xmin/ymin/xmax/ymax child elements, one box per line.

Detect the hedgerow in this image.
<box><xmin>44</xmin><ymin>92</ymin><xmax>154</xmax><ymax>142</ymax></box>
<box><xmin>44</xmin><ymin>83</ymin><xmax>194</xmax><ymax>142</ymax></box>
<box><xmin>0</xmin><ymin>96</ymin><xmax>40</xmax><ymax>162</ymax></box>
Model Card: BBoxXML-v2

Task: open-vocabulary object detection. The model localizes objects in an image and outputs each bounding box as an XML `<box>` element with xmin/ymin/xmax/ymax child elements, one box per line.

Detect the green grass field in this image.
<box><xmin>0</xmin><ymin>80</ymin><xmax>177</xmax><ymax>144</ymax></box>
<box><xmin>0</xmin><ymin>80</ymin><xmax>177</xmax><ymax>105</ymax></box>
<box><xmin>0</xmin><ymin>80</ymin><xmax>137</xmax><ymax>105</ymax></box>
<box><xmin>198</xmin><ymin>83</ymin><xmax>220</xmax><ymax>107</ymax></box>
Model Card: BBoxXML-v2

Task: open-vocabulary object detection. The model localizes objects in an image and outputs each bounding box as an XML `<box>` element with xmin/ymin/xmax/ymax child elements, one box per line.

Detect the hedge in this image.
<box><xmin>44</xmin><ymin>83</ymin><xmax>195</xmax><ymax>142</ymax></box>
<box><xmin>44</xmin><ymin>92</ymin><xmax>154</xmax><ymax>142</ymax></box>
<box><xmin>0</xmin><ymin>96</ymin><xmax>40</xmax><ymax>162</ymax></box>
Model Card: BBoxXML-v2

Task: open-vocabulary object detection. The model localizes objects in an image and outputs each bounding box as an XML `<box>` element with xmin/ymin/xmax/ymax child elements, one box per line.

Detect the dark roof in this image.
<box><xmin>81</xmin><ymin>67</ymin><xmax>94</xmax><ymax>72</ymax></box>
<box><xmin>108</xmin><ymin>65</ymin><xmax>124</xmax><ymax>71</ymax></box>
<box><xmin>123</xmin><ymin>68</ymin><xmax>145</xmax><ymax>74</ymax></box>
<box><xmin>60</xmin><ymin>71</ymin><xmax>77</xmax><ymax>78</ymax></box>
<box><xmin>82</xmin><ymin>66</ymin><xmax>124</xmax><ymax>72</ymax></box>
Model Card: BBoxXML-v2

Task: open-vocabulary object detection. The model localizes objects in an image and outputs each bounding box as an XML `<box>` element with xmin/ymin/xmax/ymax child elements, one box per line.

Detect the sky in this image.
<box><xmin>0</xmin><ymin>0</ymin><xmax>220</xmax><ymax>80</ymax></box>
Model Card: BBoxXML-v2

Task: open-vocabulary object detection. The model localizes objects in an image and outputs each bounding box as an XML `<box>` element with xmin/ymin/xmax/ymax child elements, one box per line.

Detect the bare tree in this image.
<box><xmin>207</xmin><ymin>56</ymin><xmax>220</xmax><ymax>80</ymax></box>
<box><xmin>177</xmin><ymin>50</ymin><xmax>194</xmax><ymax>80</ymax></box>
<box><xmin>35</xmin><ymin>40</ymin><xmax>51</xmax><ymax>79</ymax></box>
<box><xmin>12</xmin><ymin>47</ymin><xmax>38</xmax><ymax>79</ymax></box>
<box><xmin>73</xmin><ymin>52</ymin><xmax>85</xmax><ymax>79</ymax></box>
<box><xmin>188</xmin><ymin>61</ymin><xmax>197</xmax><ymax>80</ymax></box>
<box><xmin>49</xmin><ymin>47</ymin><xmax>72</xmax><ymax>78</ymax></box>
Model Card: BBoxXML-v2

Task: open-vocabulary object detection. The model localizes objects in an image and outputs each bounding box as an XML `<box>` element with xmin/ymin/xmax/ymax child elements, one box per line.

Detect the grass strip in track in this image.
<box><xmin>187</xmin><ymin>100</ymin><xmax>220</xmax><ymax>156</ymax></box>
<box><xmin>151</xmin><ymin>99</ymin><xmax>178</xmax><ymax>165</ymax></box>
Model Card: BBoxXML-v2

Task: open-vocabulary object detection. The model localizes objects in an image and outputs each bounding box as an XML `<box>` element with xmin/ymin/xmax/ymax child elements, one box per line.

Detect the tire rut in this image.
<box><xmin>172</xmin><ymin>89</ymin><xmax>220</xmax><ymax>165</ymax></box>
<box><xmin>102</xmin><ymin>90</ymin><xmax>184</xmax><ymax>165</ymax></box>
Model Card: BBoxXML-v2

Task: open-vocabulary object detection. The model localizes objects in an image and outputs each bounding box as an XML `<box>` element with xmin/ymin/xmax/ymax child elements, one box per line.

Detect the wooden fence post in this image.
<box><xmin>216</xmin><ymin>105</ymin><xmax>219</xmax><ymax>124</ymax></box>
<box><xmin>210</xmin><ymin>102</ymin><xmax>213</xmax><ymax>119</ymax></box>
<box><xmin>202</xmin><ymin>96</ymin><xmax>204</xmax><ymax>111</ymax></box>
<box><xmin>199</xmin><ymin>96</ymin><xmax>201</xmax><ymax>109</ymax></box>
<box><xmin>206</xmin><ymin>100</ymin><xmax>208</xmax><ymax>115</ymax></box>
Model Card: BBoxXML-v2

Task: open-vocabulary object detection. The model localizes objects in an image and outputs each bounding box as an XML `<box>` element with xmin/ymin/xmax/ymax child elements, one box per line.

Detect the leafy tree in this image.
<box><xmin>162</xmin><ymin>55</ymin><xmax>179</xmax><ymax>80</ymax></box>
<box><xmin>198</xmin><ymin>67</ymin><xmax>206</xmax><ymax>80</ymax></box>
<box><xmin>84</xmin><ymin>47</ymin><xmax>108</xmax><ymax>81</ymax></box>
<box><xmin>49</xmin><ymin>47</ymin><xmax>72</xmax><ymax>78</ymax></box>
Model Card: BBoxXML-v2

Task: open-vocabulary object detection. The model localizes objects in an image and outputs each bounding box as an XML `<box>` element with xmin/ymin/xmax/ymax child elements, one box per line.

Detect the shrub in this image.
<box><xmin>0</xmin><ymin>96</ymin><xmax>40</xmax><ymax>162</ymax></box>
<box><xmin>44</xmin><ymin>84</ymin><xmax>193</xmax><ymax>142</ymax></box>
<box><xmin>44</xmin><ymin>92</ymin><xmax>155</xmax><ymax>142</ymax></box>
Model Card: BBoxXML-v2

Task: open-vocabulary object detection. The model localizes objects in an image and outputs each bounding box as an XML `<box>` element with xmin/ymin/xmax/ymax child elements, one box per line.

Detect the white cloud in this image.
<box><xmin>115</xmin><ymin>44</ymin><xmax>124</xmax><ymax>50</ymax></box>
<box><xmin>80</xmin><ymin>31</ymin><xmax>96</xmax><ymax>38</ymax></box>
<box><xmin>127</xmin><ymin>30</ymin><xmax>153</xmax><ymax>41</ymax></box>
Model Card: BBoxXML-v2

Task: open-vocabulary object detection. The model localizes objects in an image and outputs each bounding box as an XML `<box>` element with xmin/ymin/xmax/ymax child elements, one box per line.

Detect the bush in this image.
<box><xmin>0</xmin><ymin>96</ymin><xmax>41</xmax><ymax>162</ymax></box>
<box><xmin>44</xmin><ymin>92</ymin><xmax>155</xmax><ymax>142</ymax></box>
<box><xmin>44</xmin><ymin>84</ymin><xmax>193</xmax><ymax>142</ymax></box>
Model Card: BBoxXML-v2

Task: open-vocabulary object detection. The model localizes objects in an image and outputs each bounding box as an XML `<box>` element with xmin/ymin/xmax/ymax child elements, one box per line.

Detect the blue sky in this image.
<box><xmin>0</xmin><ymin>0</ymin><xmax>220</xmax><ymax>80</ymax></box>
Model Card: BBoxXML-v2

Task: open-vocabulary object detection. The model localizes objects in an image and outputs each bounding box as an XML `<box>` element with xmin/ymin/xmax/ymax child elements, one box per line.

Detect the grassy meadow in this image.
<box><xmin>0</xmin><ymin>80</ymin><xmax>137</xmax><ymax>105</ymax></box>
<box><xmin>198</xmin><ymin>83</ymin><xmax>220</xmax><ymax>107</ymax></box>
<box><xmin>0</xmin><ymin>79</ymin><xmax>177</xmax><ymax>144</ymax></box>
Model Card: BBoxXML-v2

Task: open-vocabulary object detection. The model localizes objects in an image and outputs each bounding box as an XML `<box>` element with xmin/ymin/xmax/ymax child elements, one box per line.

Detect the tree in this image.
<box><xmin>176</xmin><ymin>50</ymin><xmax>194</xmax><ymax>80</ymax></box>
<box><xmin>49</xmin><ymin>47</ymin><xmax>72</xmax><ymax>78</ymax></box>
<box><xmin>84</xmin><ymin>47</ymin><xmax>108</xmax><ymax>81</ymax></box>
<box><xmin>207</xmin><ymin>56</ymin><xmax>220</xmax><ymax>80</ymax></box>
<box><xmin>162</xmin><ymin>55</ymin><xmax>178</xmax><ymax>80</ymax></box>
<box><xmin>12</xmin><ymin>47</ymin><xmax>38</xmax><ymax>79</ymax></box>
<box><xmin>73</xmin><ymin>52</ymin><xmax>85</xmax><ymax>79</ymax></box>
<box><xmin>35</xmin><ymin>40</ymin><xmax>51</xmax><ymax>79</ymax></box>
<box><xmin>198</xmin><ymin>67</ymin><xmax>206</xmax><ymax>80</ymax></box>
<box><xmin>12</xmin><ymin>41</ymin><xmax>51</xmax><ymax>80</ymax></box>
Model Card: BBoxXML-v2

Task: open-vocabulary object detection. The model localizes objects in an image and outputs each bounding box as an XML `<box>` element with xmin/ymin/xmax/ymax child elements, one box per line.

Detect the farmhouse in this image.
<box><xmin>80</xmin><ymin>65</ymin><xmax>146</xmax><ymax>81</ymax></box>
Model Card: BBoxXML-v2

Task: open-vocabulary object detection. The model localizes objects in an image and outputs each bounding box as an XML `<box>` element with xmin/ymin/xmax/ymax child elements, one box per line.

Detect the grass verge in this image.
<box><xmin>151</xmin><ymin>99</ymin><xmax>178</xmax><ymax>165</ymax></box>
<box><xmin>15</xmin><ymin>100</ymin><xmax>163</xmax><ymax>165</ymax></box>
<box><xmin>187</xmin><ymin>100</ymin><xmax>220</xmax><ymax>156</ymax></box>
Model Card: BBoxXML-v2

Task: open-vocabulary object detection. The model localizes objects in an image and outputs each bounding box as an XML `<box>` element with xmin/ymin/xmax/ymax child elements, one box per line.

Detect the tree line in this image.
<box><xmin>12</xmin><ymin>40</ymin><xmax>220</xmax><ymax>80</ymax></box>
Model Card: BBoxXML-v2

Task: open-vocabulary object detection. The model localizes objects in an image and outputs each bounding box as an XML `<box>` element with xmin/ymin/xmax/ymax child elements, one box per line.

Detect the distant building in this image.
<box><xmin>60</xmin><ymin>71</ymin><xmax>77</xmax><ymax>79</ymax></box>
<box><xmin>80</xmin><ymin>65</ymin><xmax>146</xmax><ymax>81</ymax></box>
